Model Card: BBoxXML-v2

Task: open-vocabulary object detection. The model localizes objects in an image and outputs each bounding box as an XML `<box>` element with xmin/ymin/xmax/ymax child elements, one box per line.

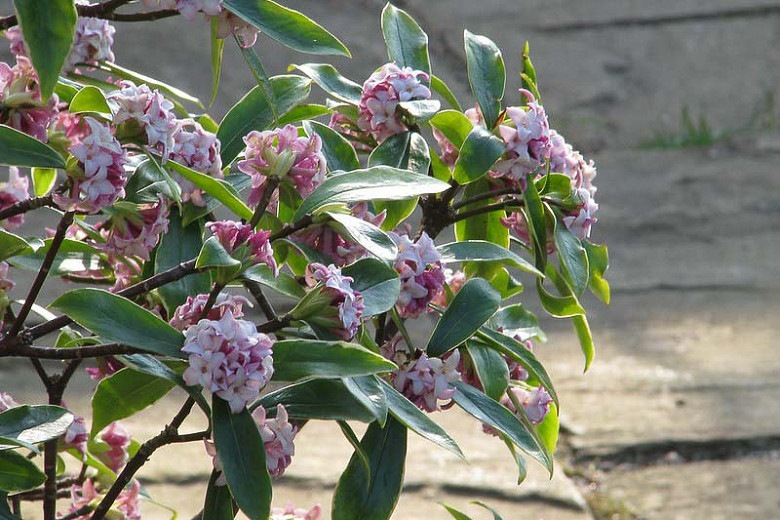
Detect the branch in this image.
<box><xmin>451</xmin><ymin>186</ymin><xmax>522</xmax><ymax>210</ymax></box>
<box><xmin>256</xmin><ymin>312</ymin><xmax>293</xmax><ymax>333</ymax></box>
<box><xmin>0</xmin><ymin>342</ymin><xmax>141</xmax><ymax>359</ymax></box>
<box><xmin>249</xmin><ymin>176</ymin><xmax>280</xmax><ymax>229</ymax></box>
<box><xmin>0</xmin><ymin>194</ymin><xmax>55</xmax><ymax>222</ymax></box>
<box><xmin>450</xmin><ymin>200</ymin><xmax>520</xmax><ymax>224</ymax></box>
<box><xmin>0</xmin><ymin>1</ymin><xmax>179</xmax><ymax>30</ymax></box>
<box><xmin>268</xmin><ymin>214</ymin><xmax>314</xmax><ymax>242</ymax></box>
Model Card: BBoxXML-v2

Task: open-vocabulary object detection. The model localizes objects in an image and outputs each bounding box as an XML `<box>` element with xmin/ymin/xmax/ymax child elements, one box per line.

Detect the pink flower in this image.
<box><xmin>392</xmin><ymin>350</ymin><xmax>461</xmax><ymax>412</ymax></box>
<box><xmin>63</xmin><ymin>413</ymin><xmax>89</xmax><ymax>455</ymax></box>
<box><xmin>98</xmin><ymin>421</ymin><xmax>131</xmax><ymax>472</ymax></box>
<box><xmin>238</xmin><ymin>125</ymin><xmax>326</xmax><ymax>206</ymax></box>
<box><xmin>0</xmin><ymin>167</ymin><xmax>29</xmax><ymax>230</ymax></box>
<box><xmin>253</xmin><ymin>405</ymin><xmax>298</xmax><ymax>477</ymax></box>
<box><xmin>113</xmin><ymin>480</ymin><xmax>142</xmax><ymax>520</ymax></box>
<box><xmin>431</xmin><ymin>268</ymin><xmax>466</xmax><ymax>307</ymax></box>
<box><xmin>85</xmin><ymin>356</ymin><xmax>124</xmax><ymax>381</ymax></box>
<box><xmin>0</xmin><ymin>392</ymin><xmax>19</xmax><ymax>412</ymax></box>
<box><xmin>508</xmin><ymin>385</ymin><xmax>553</xmax><ymax>424</ymax></box>
<box><xmin>391</xmin><ymin>232</ymin><xmax>445</xmax><ymax>318</ymax></box>
<box><xmin>303</xmin><ymin>263</ymin><xmax>365</xmax><ymax>339</ymax></box>
<box><xmin>54</xmin><ymin>117</ymin><xmax>127</xmax><ymax>213</ymax></box>
<box><xmin>169</xmin><ymin>292</ymin><xmax>251</xmax><ymax>331</ymax></box>
<box><xmin>0</xmin><ymin>57</ymin><xmax>58</xmax><ymax>142</ymax></box>
<box><xmin>104</xmin><ymin>196</ymin><xmax>169</xmax><ymax>260</ymax></box>
<box><xmin>358</xmin><ymin>63</ymin><xmax>431</xmax><ymax>143</ymax></box>
<box><xmin>169</xmin><ymin>120</ymin><xmax>223</xmax><ymax>206</ymax></box>
<box><xmin>271</xmin><ymin>503</ymin><xmax>322</xmax><ymax>520</ymax></box>
<box><xmin>213</xmin><ymin>10</ymin><xmax>259</xmax><ymax>47</ymax></box>
<box><xmin>182</xmin><ymin>311</ymin><xmax>274</xmax><ymax>413</ymax></box>
<box><xmin>563</xmin><ymin>188</ymin><xmax>599</xmax><ymax>240</ymax></box>
<box><xmin>66</xmin><ymin>478</ymin><xmax>100</xmax><ymax>518</ymax></box>
<box><xmin>492</xmin><ymin>89</ymin><xmax>551</xmax><ymax>182</ymax></box>
<box><xmin>328</xmin><ymin>111</ymin><xmax>373</xmax><ymax>152</ymax></box>
<box><xmin>108</xmin><ymin>81</ymin><xmax>178</xmax><ymax>154</ymax></box>
<box><xmin>206</xmin><ymin>220</ymin><xmax>277</xmax><ymax>274</ymax></box>
<box><xmin>66</xmin><ymin>478</ymin><xmax>141</xmax><ymax>520</ymax></box>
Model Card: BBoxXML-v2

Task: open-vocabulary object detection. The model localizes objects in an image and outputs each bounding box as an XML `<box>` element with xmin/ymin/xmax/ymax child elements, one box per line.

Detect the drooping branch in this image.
<box><xmin>0</xmin><ymin>342</ymin><xmax>141</xmax><ymax>359</ymax></box>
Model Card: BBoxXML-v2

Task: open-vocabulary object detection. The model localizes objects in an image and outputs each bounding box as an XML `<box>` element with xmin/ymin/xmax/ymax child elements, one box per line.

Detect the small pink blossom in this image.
<box><xmin>392</xmin><ymin>350</ymin><xmax>461</xmax><ymax>412</ymax></box>
<box><xmin>169</xmin><ymin>120</ymin><xmax>223</xmax><ymax>206</ymax></box>
<box><xmin>0</xmin><ymin>392</ymin><xmax>19</xmax><ymax>412</ymax></box>
<box><xmin>492</xmin><ymin>89</ymin><xmax>551</xmax><ymax>183</ymax></box>
<box><xmin>328</xmin><ymin>111</ymin><xmax>373</xmax><ymax>152</ymax></box>
<box><xmin>63</xmin><ymin>413</ymin><xmax>89</xmax><ymax>455</ymax></box>
<box><xmin>108</xmin><ymin>81</ymin><xmax>178</xmax><ymax>154</ymax></box>
<box><xmin>104</xmin><ymin>197</ymin><xmax>169</xmax><ymax>260</ymax></box>
<box><xmin>170</xmin><ymin>292</ymin><xmax>251</xmax><ymax>331</ymax></box>
<box><xmin>98</xmin><ymin>421</ymin><xmax>131</xmax><ymax>472</ymax></box>
<box><xmin>206</xmin><ymin>220</ymin><xmax>277</xmax><ymax>274</ymax></box>
<box><xmin>391</xmin><ymin>232</ymin><xmax>445</xmax><ymax>318</ymax></box>
<box><xmin>563</xmin><ymin>188</ymin><xmax>599</xmax><ymax>240</ymax></box>
<box><xmin>304</xmin><ymin>263</ymin><xmax>365</xmax><ymax>339</ymax></box>
<box><xmin>85</xmin><ymin>356</ymin><xmax>124</xmax><ymax>381</ymax></box>
<box><xmin>0</xmin><ymin>57</ymin><xmax>58</xmax><ymax>142</ymax></box>
<box><xmin>0</xmin><ymin>167</ymin><xmax>29</xmax><ymax>230</ymax></box>
<box><xmin>66</xmin><ymin>478</ymin><xmax>141</xmax><ymax>520</ymax></box>
<box><xmin>271</xmin><ymin>503</ymin><xmax>322</xmax><ymax>520</ymax></box>
<box><xmin>253</xmin><ymin>404</ymin><xmax>298</xmax><ymax>477</ymax></box>
<box><xmin>431</xmin><ymin>268</ymin><xmax>466</xmax><ymax>307</ymax></box>
<box><xmin>182</xmin><ymin>311</ymin><xmax>274</xmax><ymax>413</ymax></box>
<box><xmin>213</xmin><ymin>10</ymin><xmax>259</xmax><ymax>47</ymax></box>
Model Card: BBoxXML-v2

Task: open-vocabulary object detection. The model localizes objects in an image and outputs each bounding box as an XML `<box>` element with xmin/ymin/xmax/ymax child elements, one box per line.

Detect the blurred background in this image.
<box><xmin>2</xmin><ymin>1</ymin><xmax>780</xmax><ymax>518</ymax></box>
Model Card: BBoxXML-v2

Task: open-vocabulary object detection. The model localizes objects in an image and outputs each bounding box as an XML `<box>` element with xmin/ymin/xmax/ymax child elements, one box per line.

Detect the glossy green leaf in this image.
<box><xmin>554</xmin><ymin>226</ymin><xmax>589</xmax><ymax>296</ymax></box>
<box><xmin>294</xmin><ymin>167</ymin><xmax>449</xmax><ymax>220</ymax></box>
<box><xmin>521</xmin><ymin>41</ymin><xmax>539</xmax><ymax>100</ymax></box>
<box><xmin>438</xmin><ymin>240</ymin><xmax>542</xmax><ymax>277</ymax></box>
<box><xmin>0</xmin><ymin>449</ymin><xmax>45</xmax><ymax>491</ymax></box>
<box><xmin>242</xmin><ymin>264</ymin><xmax>305</xmax><ymax>299</ymax></box>
<box><xmin>379</xmin><ymin>378</ymin><xmax>464</xmax><ymax>459</ymax></box>
<box><xmin>276</xmin><ymin>103</ymin><xmax>332</xmax><ymax>126</ymax></box>
<box><xmin>465</xmin><ymin>341</ymin><xmax>509</xmax><ymax>401</ymax></box>
<box><xmin>523</xmin><ymin>175</ymin><xmax>547</xmax><ymax>271</ymax></box>
<box><xmin>489</xmin><ymin>304</ymin><xmax>545</xmax><ymax>342</ymax></box>
<box><xmin>291</xmin><ymin>63</ymin><xmax>361</xmax><ymax>104</ymax></box>
<box><xmin>203</xmin><ymin>470</ymin><xmax>235</xmax><ymax>520</ymax></box>
<box><xmin>272</xmin><ymin>340</ymin><xmax>395</xmax><ymax>381</ymax></box>
<box><xmin>342</xmin><ymin>375</ymin><xmax>388</xmax><ymax>426</ymax></box>
<box><xmin>584</xmin><ymin>241</ymin><xmax>610</xmax><ymax>304</ymax></box>
<box><xmin>536</xmin><ymin>278</ymin><xmax>585</xmax><ymax>318</ymax></box>
<box><xmin>210</xmin><ymin>17</ymin><xmax>225</xmax><ymax>106</ymax></box>
<box><xmin>463</xmin><ymin>30</ymin><xmax>505</xmax><ymax>128</ymax></box>
<box><xmin>13</xmin><ymin>0</ymin><xmax>76</xmax><ymax>100</ymax></box>
<box><xmin>223</xmin><ymin>0</ymin><xmax>349</xmax><ymax>56</ymax></box>
<box><xmin>179</xmin><ymin>172</ymin><xmax>252</xmax><ymax>226</ymax></box>
<box><xmin>427</xmin><ymin>278</ymin><xmax>501</xmax><ymax>357</ymax></box>
<box><xmin>441</xmin><ymin>503</ymin><xmax>473</xmax><ymax>520</ymax></box>
<box><xmin>337</xmin><ymin>420</ymin><xmax>372</xmax><ymax>484</ymax></box>
<box><xmin>50</xmin><ymin>288</ymin><xmax>185</xmax><ymax>358</ymax></box>
<box><xmin>452</xmin><ymin>381</ymin><xmax>552</xmax><ymax>472</ymax></box>
<box><xmin>503</xmin><ymin>438</ymin><xmax>528</xmax><ymax>484</ymax></box>
<box><xmin>472</xmin><ymin>501</ymin><xmax>504</xmax><ymax>520</ymax></box>
<box><xmin>381</xmin><ymin>4</ymin><xmax>430</xmax><ymax>81</ymax></box>
<box><xmin>342</xmin><ymin>258</ymin><xmax>401</xmax><ymax>316</ymax></box>
<box><xmin>238</xmin><ymin>43</ymin><xmax>278</xmax><ymax>123</ymax></box>
<box><xmin>537</xmin><ymin>402</ymin><xmax>559</xmax><ymax>456</ymax></box>
<box><xmin>0</xmin><ymin>125</ymin><xmax>65</xmax><ymax>168</ymax></box>
<box><xmin>196</xmin><ymin>236</ymin><xmax>242</xmax><ymax>270</ymax></box>
<box><xmin>0</xmin><ymin>405</ymin><xmax>73</xmax><ymax>452</ymax></box>
<box><xmin>326</xmin><ymin>211</ymin><xmax>397</xmax><ymax>261</ymax></box>
<box><xmin>398</xmin><ymin>99</ymin><xmax>440</xmax><ymax>121</ymax></box>
<box><xmin>212</xmin><ymin>398</ymin><xmax>272</xmax><ymax>520</ymax></box>
<box><xmin>260</xmin><ymin>379</ymin><xmax>377</xmax><ymax>422</ymax></box>
<box><xmin>8</xmin><ymin>238</ymin><xmax>102</xmax><ymax>276</ymax></box>
<box><xmin>431</xmin><ymin>75</ymin><xmax>462</xmax><ymax>111</ymax></box>
<box><xmin>429</xmin><ymin>110</ymin><xmax>473</xmax><ymax>150</ymax></box>
<box><xmin>573</xmin><ymin>314</ymin><xmax>595</xmax><ymax>372</ymax></box>
<box><xmin>68</xmin><ymin>85</ymin><xmax>111</xmax><ymax>115</ymax></box>
<box><xmin>0</xmin><ymin>230</ymin><xmax>30</xmax><ymax>262</ymax></box>
<box><xmin>304</xmin><ymin>120</ymin><xmax>359</xmax><ymax>172</ymax></box>
<box><xmin>218</xmin><ymin>75</ymin><xmax>311</xmax><ymax>164</ymax></box>
<box><xmin>126</xmin><ymin>156</ymin><xmax>182</xmax><ymax>203</ymax></box>
<box><xmin>155</xmin><ymin>207</ymin><xmax>210</xmax><ymax>313</ymax></box>
<box><xmin>165</xmin><ymin>159</ymin><xmax>253</xmax><ymax>221</ymax></box>
<box><xmin>31</xmin><ymin>167</ymin><xmax>57</xmax><ymax>197</ymax></box>
<box><xmin>99</xmin><ymin>61</ymin><xmax>203</xmax><ymax>109</ymax></box>
<box><xmin>332</xmin><ymin>417</ymin><xmax>407</xmax><ymax>520</ymax></box>
<box><xmin>453</xmin><ymin>126</ymin><xmax>505</xmax><ymax>184</ymax></box>
<box><xmin>91</xmin><ymin>368</ymin><xmax>176</xmax><ymax>437</ymax></box>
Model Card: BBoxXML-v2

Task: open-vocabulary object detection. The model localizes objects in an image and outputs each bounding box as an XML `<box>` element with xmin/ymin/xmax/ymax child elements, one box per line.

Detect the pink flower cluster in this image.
<box><xmin>293</xmin><ymin>203</ymin><xmax>386</xmax><ymax>267</ymax></box>
<box><xmin>85</xmin><ymin>356</ymin><xmax>124</xmax><ymax>381</ymax></box>
<box><xmin>238</xmin><ymin>124</ymin><xmax>327</xmax><ymax>207</ymax></box>
<box><xmin>104</xmin><ymin>196</ymin><xmax>169</xmax><ymax>260</ymax></box>
<box><xmin>206</xmin><ymin>220</ymin><xmax>277</xmax><ymax>274</ymax></box>
<box><xmin>391</xmin><ymin>232</ymin><xmax>445</xmax><ymax>318</ymax></box>
<box><xmin>54</xmin><ymin>117</ymin><xmax>128</xmax><ymax>213</ymax></box>
<box><xmin>504</xmin><ymin>385</ymin><xmax>553</xmax><ymax>425</ymax></box>
<box><xmin>67</xmin><ymin>478</ymin><xmax>141</xmax><ymax>520</ymax></box>
<box><xmin>430</xmin><ymin>268</ymin><xmax>466</xmax><ymax>307</ymax></box>
<box><xmin>98</xmin><ymin>421</ymin><xmax>131</xmax><ymax>472</ymax></box>
<box><xmin>140</xmin><ymin>0</ymin><xmax>259</xmax><ymax>47</ymax></box>
<box><xmin>0</xmin><ymin>57</ymin><xmax>58</xmax><ymax>142</ymax></box>
<box><xmin>358</xmin><ymin>63</ymin><xmax>432</xmax><ymax>142</ymax></box>
<box><xmin>170</xmin><ymin>292</ymin><xmax>251</xmax><ymax>331</ymax></box>
<box><xmin>548</xmin><ymin>130</ymin><xmax>599</xmax><ymax>239</ymax></box>
<box><xmin>7</xmin><ymin>17</ymin><xmax>115</xmax><ymax>72</ymax></box>
<box><xmin>304</xmin><ymin>263</ymin><xmax>365</xmax><ymax>340</ymax></box>
<box><xmin>271</xmin><ymin>503</ymin><xmax>322</xmax><ymax>520</ymax></box>
<box><xmin>0</xmin><ymin>167</ymin><xmax>29</xmax><ymax>230</ymax></box>
<box><xmin>109</xmin><ymin>80</ymin><xmax>178</xmax><ymax>154</ymax></box>
<box><xmin>170</xmin><ymin>120</ymin><xmax>223</xmax><ymax>205</ymax></box>
<box><xmin>493</xmin><ymin>90</ymin><xmax>552</xmax><ymax>182</ymax></box>
<box><xmin>182</xmin><ymin>310</ymin><xmax>274</xmax><ymax>413</ymax></box>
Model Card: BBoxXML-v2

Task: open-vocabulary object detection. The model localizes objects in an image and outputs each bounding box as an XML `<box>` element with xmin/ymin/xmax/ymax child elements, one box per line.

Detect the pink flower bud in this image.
<box><xmin>98</xmin><ymin>421</ymin><xmax>131</xmax><ymax>472</ymax></box>
<box><xmin>170</xmin><ymin>292</ymin><xmax>251</xmax><ymax>331</ymax></box>
<box><xmin>206</xmin><ymin>220</ymin><xmax>277</xmax><ymax>274</ymax></box>
<box><xmin>391</xmin><ymin>232</ymin><xmax>445</xmax><ymax>318</ymax></box>
<box><xmin>0</xmin><ymin>57</ymin><xmax>58</xmax><ymax>142</ymax></box>
<box><xmin>0</xmin><ymin>167</ymin><xmax>28</xmax><ymax>230</ymax></box>
<box><xmin>303</xmin><ymin>263</ymin><xmax>365</xmax><ymax>339</ymax></box>
<box><xmin>104</xmin><ymin>197</ymin><xmax>169</xmax><ymax>260</ymax></box>
<box><xmin>108</xmin><ymin>81</ymin><xmax>178</xmax><ymax>154</ymax></box>
<box><xmin>392</xmin><ymin>350</ymin><xmax>461</xmax><ymax>412</ymax></box>
<box><xmin>0</xmin><ymin>392</ymin><xmax>19</xmax><ymax>412</ymax></box>
<box><xmin>253</xmin><ymin>404</ymin><xmax>298</xmax><ymax>477</ymax></box>
<box><xmin>169</xmin><ymin>120</ymin><xmax>223</xmax><ymax>206</ymax></box>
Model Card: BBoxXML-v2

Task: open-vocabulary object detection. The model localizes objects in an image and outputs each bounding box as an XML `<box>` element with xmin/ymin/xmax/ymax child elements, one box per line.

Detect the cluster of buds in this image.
<box><xmin>97</xmin><ymin>421</ymin><xmax>131</xmax><ymax>472</ymax></box>
<box><xmin>238</xmin><ymin>124</ymin><xmax>327</xmax><ymax>208</ymax></box>
<box><xmin>170</xmin><ymin>292</ymin><xmax>251</xmax><ymax>331</ymax></box>
<box><xmin>170</xmin><ymin>120</ymin><xmax>223</xmax><ymax>205</ymax></box>
<box><xmin>206</xmin><ymin>220</ymin><xmax>277</xmax><ymax>276</ymax></box>
<box><xmin>0</xmin><ymin>167</ymin><xmax>29</xmax><ymax>230</ymax></box>
<box><xmin>0</xmin><ymin>57</ymin><xmax>58</xmax><ymax>142</ymax></box>
<box><xmin>391</xmin><ymin>232</ymin><xmax>445</xmax><ymax>318</ymax></box>
<box><xmin>357</xmin><ymin>63</ymin><xmax>432</xmax><ymax>142</ymax></box>
<box><xmin>492</xmin><ymin>90</ymin><xmax>552</xmax><ymax>183</ymax></box>
<box><xmin>182</xmin><ymin>310</ymin><xmax>274</xmax><ymax>413</ymax></box>
<box><xmin>67</xmin><ymin>478</ymin><xmax>141</xmax><ymax>520</ymax></box>
<box><xmin>140</xmin><ymin>0</ymin><xmax>259</xmax><ymax>47</ymax></box>
<box><xmin>102</xmin><ymin>196</ymin><xmax>169</xmax><ymax>260</ymax></box>
<box><xmin>298</xmin><ymin>263</ymin><xmax>364</xmax><ymax>340</ymax></box>
<box><xmin>109</xmin><ymin>81</ymin><xmax>178</xmax><ymax>155</ymax></box>
<box><xmin>54</xmin><ymin>117</ymin><xmax>128</xmax><ymax>214</ymax></box>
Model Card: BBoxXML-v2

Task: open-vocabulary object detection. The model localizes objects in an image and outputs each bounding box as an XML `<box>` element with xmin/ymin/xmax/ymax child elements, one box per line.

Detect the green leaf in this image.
<box><xmin>291</xmin><ymin>63</ymin><xmax>361</xmax><ymax>104</ymax></box>
<box><xmin>342</xmin><ymin>258</ymin><xmax>401</xmax><ymax>316</ymax></box>
<box><xmin>0</xmin><ymin>230</ymin><xmax>30</xmax><ymax>262</ymax></box>
<box><xmin>0</xmin><ymin>491</ymin><xmax>22</xmax><ymax>519</ymax></box>
<box><xmin>276</xmin><ymin>104</ymin><xmax>332</xmax><ymax>126</ymax></box>
<box><xmin>398</xmin><ymin>99</ymin><xmax>440</xmax><ymax>122</ymax></box>
<box><xmin>573</xmin><ymin>314</ymin><xmax>595</xmax><ymax>372</ymax></box>
<box><xmin>554</xmin><ymin>226</ymin><xmax>589</xmax><ymax>296</ymax></box>
<box><xmin>452</xmin><ymin>126</ymin><xmax>505</xmax><ymax>184</ymax></box>
<box><xmin>90</xmin><ymin>368</ymin><xmax>176</xmax><ymax>437</ymax></box>
<box><xmin>536</xmin><ymin>278</ymin><xmax>585</xmax><ymax>318</ymax></box>
<box><xmin>13</xmin><ymin>0</ymin><xmax>76</xmax><ymax>100</ymax></box>
<box><xmin>223</xmin><ymin>0</ymin><xmax>350</xmax><ymax>56</ymax></box>
<box><xmin>454</xmin><ymin>178</ymin><xmax>510</xmax><ymax>249</ymax></box>
<box><xmin>379</xmin><ymin>378</ymin><xmax>464</xmax><ymax>459</ymax></box>
<box><xmin>212</xmin><ymin>398</ymin><xmax>272</xmax><ymax>520</ymax></box>
<box><xmin>369</xmin><ymin>132</ymin><xmax>430</xmax><ymax>230</ymax></box>
<box><xmin>465</xmin><ymin>341</ymin><xmax>509</xmax><ymax>401</ymax></box>
<box><xmin>8</xmin><ymin>238</ymin><xmax>102</xmax><ymax>276</ymax></box>
<box><xmin>165</xmin><ymin>159</ymin><xmax>253</xmax><ymax>221</ymax></box>
<box><xmin>260</xmin><ymin>379</ymin><xmax>376</xmax><ymax>422</ymax></box>
<box><xmin>332</xmin><ymin>417</ymin><xmax>407</xmax><ymax>520</ymax></box>
<box><xmin>523</xmin><ymin>174</ymin><xmax>548</xmax><ymax>271</ymax></box>
<box><xmin>341</xmin><ymin>375</ymin><xmax>388</xmax><ymax>426</ymax></box>
<box><xmin>381</xmin><ymin>4</ymin><xmax>430</xmax><ymax>81</ymax></box>
<box><xmin>218</xmin><ymin>75</ymin><xmax>311</xmax><ymax>164</ymax></box>
<box><xmin>126</xmin><ymin>156</ymin><xmax>182</xmax><ymax>203</ymax></box>
<box><xmin>50</xmin><ymin>288</ymin><xmax>185</xmax><ymax>358</ymax></box>
<box><xmin>0</xmin><ymin>125</ymin><xmax>65</xmax><ymax>168</ymax></box>
<box><xmin>68</xmin><ymin>85</ymin><xmax>111</xmax><ymax>116</ymax></box>
<box><xmin>0</xmin><ymin>449</ymin><xmax>45</xmax><ymax>491</ymax></box>
<box><xmin>476</xmin><ymin>328</ymin><xmax>558</xmax><ymax>406</ymax></box>
<box><xmin>31</xmin><ymin>167</ymin><xmax>57</xmax><ymax>197</ymax></box>
<box><xmin>99</xmin><ymin>61</ymin><xmax>203</xmax><ymax>109</ymax></box>
<box><xmin>489</xmin><ymin>304</ymin><xmax>545</xmax><ymax>342</ymax></box>
<box><xmin>429</xmin><ymin>110</ymin><xmax>473</xmax><ymax>150</ymax></box>
<box><xmin>537</xmin><ymin>402</ymin><xmax>559</xmax><ymax>456</ymax></box>
<box><xmin>431</xmin><ymin>75</ymin><xmax>462</xmax><ymax>111</ymax></box>
<box><xmin>272</xmin><ymin>340</ymin><xmax>396</xmax><ymax>381</ymax></box>
<box><xmin>294</xmin><ymin>167</ymin><xmax>449</xmax><ymax>220</ymax></box>
<box><xmin>452</xmin><ymin>381</ymin><xmax>552</xmax><ymax>473</ymax></box>
<box><xmin>0</xmin><ymin>405</ymin><xmax>73</xmax><ymax>451</ymax></box>
<box><xmin>326</xmin><ymin>211</ymin><xmax>397</xmax><ymax>261</ymax></box>
<box><xmin>337</xmin><ymin>420</ymin><xmax>372</xmax><ymax>485</ymax></box>
<box><xmin>155</xmin><ymin>207</ymin><xmax>211</xmax><ymax>314</ymax></box>
<box><xmin>438</xmin><ymin>240</ymin><xmax>542</xmax><ymax>277</ymax></box>
<box><xmin>210</xmin><ymin>17</ymin><xmax>225</xmax><ymax>106</ymax></box>
<box><xmin>203</xmin><ymin>470</ymin><xmax>235</xmax><ymax>520</ymax></box>
<box><xmin>471</xmin><ymin>501</ymin><xmax>505</xmax><ymax>520</ymax></box>
<box><xmin>304</xmin><ymin>120</ymin><xmax>359</xmax><ymax>172</ymax></box>
<box><xmin>196</xmin><ymin>236</ymin><xmax>242</xmax><ymax>270</ymax></box>
<box><xmin>583</xmin><ymin>241</ymin><xmax>610</xmax><ymax>304</ymax></box>
<box><xmin>238</xmin><ymin>43</ymin><xmax>278</xmax><ymax>123</ymax></box>
<box><xmin>427</xmin><ymin>278</ymin><xmax>501</xmax><ymax>357</ymax></box>
<box><xmin>242</xmin><ymin>265</ymin><xmax>305</xmax><ymax>299</ymax></box>
<box><xmin>463</xmin><ymin>30</ymin><xmax>505</xmax><ymax>129</ymax></box>
<box><xmin>441</xmin><ymin>503</ymin><xmax>473</xmax><ymax>520</ymax></box>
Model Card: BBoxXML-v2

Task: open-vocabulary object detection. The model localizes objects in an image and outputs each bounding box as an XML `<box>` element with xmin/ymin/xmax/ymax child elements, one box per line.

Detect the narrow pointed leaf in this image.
<box><xmin>0</xmin><ymin>125</ymin><xmax>65</xmax><ymax>168</ymax></box>
<box><xmin>554</xmin><ymin>226</ymin><xmax>589</xmax><ymax>296</ymax></box>
<box><xmin>573</xmin><ymin>314</ymin><xmax>595</xmax><ymax>372</ymax></box>
<box><xmin>272</xmin><ymin>340</ymin><xmax>396</xmax><ymax>381</ymax></box>
<box><xmin>337</xmin><ymin>420</ymin><xmax>372</xmax><ymax>485</ymax></box>
<box><xmin>0</xmin><ymin>405</ymin><xmax>73</xmax><ymax>451</ymax></box>
<box><xmin>464</xmin><ymin>30</ymin><xmax>505</xmax><ymax>128</ymax></box>
<box><xmin>583</xmin><ymin>241</ymin><xmax>610</xmax><ymax>304</ymax></box>
<box><xmin>431</xmin><ymin>75</ymin><xmax>462</xmax><ymax>111</ymax></box>
<box><xmin>381</xmin><ymin>4</ymin><xmax>430</xmax><ymax>81</ymax></box>
<box><xmin>304</xmin><ymin>120</ymin><xmax>359</xmax><ymax>172</ymax></box>
<box><xmin>210</xmin><ymin>17</ymin><xmax>225</xmax><ymax>106</ymax></box>
<box><xmin>261</xmin><ymin>379</ymin><xmax>376</xmax><ymax>422</ymax></box>
<box><xmin>99</xmin><ymin>61</ymin><xmax>203</xmax><ymax>108</ymax></box>
<box><xmin>291</xmin><ymin>63</ymin><xmax>361</xmax><ymax>104</ymax></box>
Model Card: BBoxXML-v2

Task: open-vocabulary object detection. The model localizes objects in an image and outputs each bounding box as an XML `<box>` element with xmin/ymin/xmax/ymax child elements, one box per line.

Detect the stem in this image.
<box><xmin>9</xmin><ymin>211</ymin><xmax>74</xmax><ymax>337</ymax></box>
<box><xmin>0</xmin><ymin>194</ymin><xmax>55</xmax><ymax>221</ymax></box>
<box><xmin>450</xmin><ymin>200</ymin><xmax>520</xmax><ymax>224</ymax></box>
<box><xmin>243</xmin><ymin>280</ymin><xmax>277</xmax><ymax>320</ymax></box>
<box><xmin>268</xmin><ymin>214</ymin><xmax>313</xmax><ymax>242</ymax></box>
<box><xmin>60</xmin><ymin>505</ymin><xmax>93</xmax><ymax>520</ymax></box>
<box><xmin>200</xmin><ymin>282</ymin><xmax>226</xmax><ymax>319</ymax></box>
<box><xmin>451</xmin><ymin>186</ymin><xmax>522</xmax><ymax>210</ymax></box>
<box><xmin>256</xmin><ymin>312</ymin><xmax>292</xmax><ymax>333</ymax></box>
<box><xmin>0</xmin><ymin>1</ymin><xmax>176</xmax><ymax>30</ymax></box>
<box><xmin>374</xmin><ymin>312</ymin><xmax>387</xmax><ymax>346</ymax></box>
<box><xmin>249</xmin><ymin>176</ymin><xmax>280</xmax><ymax>229</ymax></box>
<box><xmin>1</xmin><ymin>343</ymin><xmax>140</xmax><ymax>359</ymax></box>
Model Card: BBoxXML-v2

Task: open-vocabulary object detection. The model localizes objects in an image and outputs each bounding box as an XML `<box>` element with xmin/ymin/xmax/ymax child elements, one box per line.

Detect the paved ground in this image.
<box><xmin>2</xmin><ymin>1</ymin><xmax>780</xmax><ymax>518</ymax></box>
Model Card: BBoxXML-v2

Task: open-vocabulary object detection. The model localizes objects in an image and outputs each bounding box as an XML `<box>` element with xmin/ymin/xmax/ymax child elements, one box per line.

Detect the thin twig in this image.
<box><xmin>243</xmin><ymin>280</ymin><xmax>277</xmax><ymax>320</ymax></box>
<box><xmin>0</xmin><ymin>194</ymin><xmax>55</xmax><ymax>221</ymax></box>
<box><xmin>268</xmin><ymin>214</ymin><xmax>314</xmax><ymax>242</ymax></box>
<box><xmin>451</xmin><ymin>186</ymin><xmax>521</xmax><ymax>210</ymax></box>
<box><xmin>450</xmin><ymin>200</ymin><xmax>520</xmax><ymax>224</ymax></box>
<box><xmin>0</xmin><ymin>1</ymin><xmax>177</xmax><ymax>30</ymax></box>
<box><xmin>249</xmin><ymin>176</ymin><xmax>280</xmax><ymax>229</ymax></box>
<box><xmin>256</xmin><ymin>312</ymin><xmax>293</xmax><ymax>333</ymax></box>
